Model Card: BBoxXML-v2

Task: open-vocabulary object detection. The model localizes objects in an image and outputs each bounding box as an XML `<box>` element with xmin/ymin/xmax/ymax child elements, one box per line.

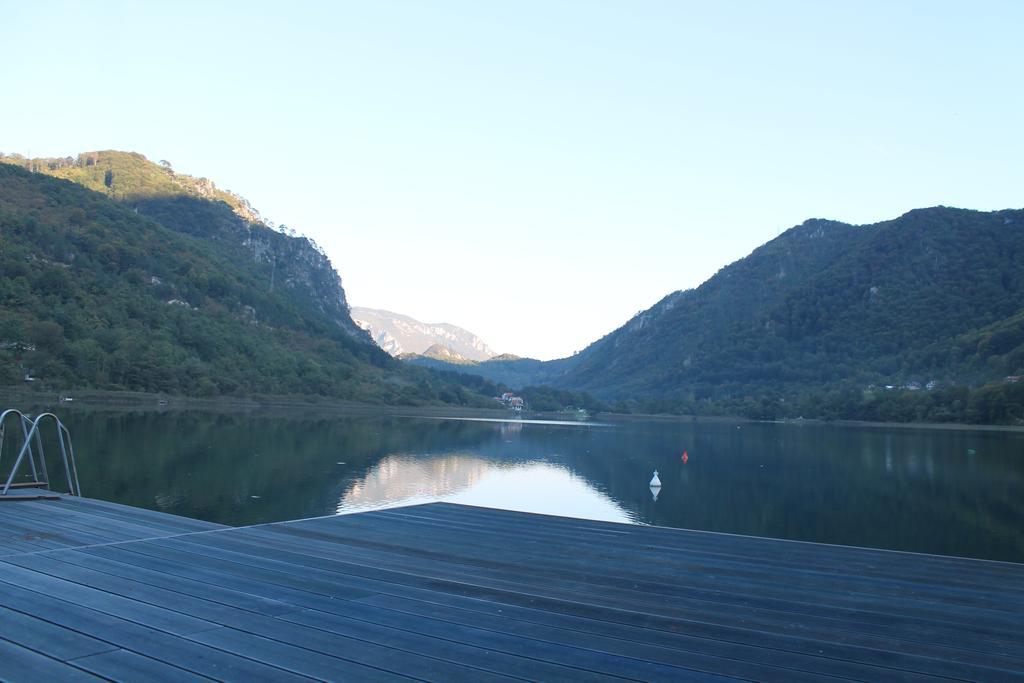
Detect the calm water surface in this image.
<box><xmin>32</xmin><ymin>410</ymin><xmax>1024</xmax><ymax>562</ymax></box>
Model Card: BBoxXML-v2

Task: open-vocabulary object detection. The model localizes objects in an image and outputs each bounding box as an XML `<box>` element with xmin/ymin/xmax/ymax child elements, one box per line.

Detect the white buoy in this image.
<box><xmin>649</xmin><ymin>470</ymin><xmax>662</xmax><ymax>488</ymax></box>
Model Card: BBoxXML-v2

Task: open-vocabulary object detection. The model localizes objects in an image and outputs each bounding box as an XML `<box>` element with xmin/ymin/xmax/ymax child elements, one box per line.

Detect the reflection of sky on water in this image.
<box><xmin>59</xmin><ymin>409</ymin><xmax>1024</xmax><ymax>560</ymax></box>
<box><xmin>434</xmin><ymin>417</ymin><xmax>614</xmax><ymax>428</ymax></box>
<box><xmin>336</xmin><ymin>454</ymin><xmax>636</xmax><ymax>524</ymax></box>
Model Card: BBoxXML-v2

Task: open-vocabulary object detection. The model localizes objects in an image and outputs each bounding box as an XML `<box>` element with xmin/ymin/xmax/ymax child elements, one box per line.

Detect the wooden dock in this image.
<box><xmin>0</xmin><ymin>495</ymin><xmax>1021</xmax><ymax>681</ymax></box>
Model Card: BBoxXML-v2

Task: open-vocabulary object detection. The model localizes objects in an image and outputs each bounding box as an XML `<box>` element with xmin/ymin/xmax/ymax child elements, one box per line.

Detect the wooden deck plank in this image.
<box><xmin>347</xmin><ymin>538</ymin><xmax>1022</xmax><ymax>635</ymax></box>
<box><xmin>43</xmin><ymin>549</ymin><xmax>298</xmax><ymax>616</ymax></box>
<box><xmin>198</xmin><ymin>523</ymin><xmax>1024</xmax><ymax>651</ymax></box>
<box><xmin>0</xmin><ymin>637</ymin><xmax>103</xmax><ymax>682</ymax></box>
<box><xmin>388</xmin><ymin>504</ymin><xmax>1024</xmax><ymax>590</ymax></box>
<box><xmin>2</xmin><ymin>553</ymin><xmax>263</xmax><ymax>625</ymax></box>
<box><xmin>0</xmin><ymin>604</ymin><xmax>118</xmax><ymax>661</ymax></box>
<box><xmin>44</xmin><ymin>495</ymin><xmax>224</xmax><ymax>533</ymax></box>
<box><xmin>341</xmin><ymin>510</ymin><xmax>1024</xmax><ymax>627</ymax></box>
<box><xmin>104</xmin><ymin>538</ymin><xmax>383</xmax><ymax>602</ymax></box>
<box><xmin>3</xmin><ymin>538</ymin><xmax>649</xmax><ymax>682</ymax></box>
<box><xmin>0</xmin><ymin>512</ymin><xmax>95</xmax><ymax>551</ymax></box>
<box><xmin>0</xmin><ymin>581</ymin><xmax>314</xmax><ymax>681</ymax></box>
<box><xmin>0</xmin><ymin>494</ymin><xmax>224</xmax><ymax>555</ymax></box>
<box><xmin>277</xmin><ymin>512</ymin><xmax>1024</xmax><ymax>616</ymax></box>
<box><xmin>127</xmin><ymin>528</ymin><xmax>1024</xmax><ymax>663</ymax></box>
<box><xmin>58</xmin><ymin>547</ymin><xmax>648</xmax><ymax>682</ymax></box>
<box><xmin>407</xmin><ymin>502</ymin><xmax>1024</xmax><ymax>582</ymax></box>
<box><xmin>284</xmin><ymin>604</ymin><xmax>822</xmax><ymax>683</ymax></box>
<box><xmin>375</xmin><ymin>506</ymin><xmax>1024</xmax><ymax>597</ymax></box>
<box><xmin>79</xmin><ymin>542</ymin><xmax>882</xmax><ymax>680</ymax></box>
<box><xmin>0</xmin><ymin>562</ymin><xmax>218</xmax><ymax>636</ymax></box>
<box><xmin>196</xmin><ymin>612</ymin><xmax>553</xmax><ymax>683</ymax></box>
<box><xmin>186</xmin><ymin>628</ymin><xmax>422</xmax><ymax>683</ymax></box>
<box><xmin>3</xmin><ymin>497</ymin><xmax>177</xmax><ymax>531</ymax></box>
<box><xmin>0</xmin><ymin>552</ymin><xmax>551</xmax><ymax>683</ymax></box>
<box><xmin>1</xmin><ymin>498</ymin><xmax>1022</xmax><ymax>682</ymax></box>
<box><xmin>8</xmin><ymin>499</ymin><xmax>215</xmax><ymax>541</ymax></box>
<box><xmin>149</xmin><ymin>524</ymin><xmax>1015</xmax><ymax>651</ymax></box>
<box><xmin>110</xmin><ymin>526</ymin><xmax>1024</xmax><ymax>679</ymax></box>
<box><xmin>350</xmin><ymin>590</ymin><xmax>1024</xmax><ymax>682</ymax></box>
<box><xmin>0</xmin><ymin>537</ymin><xmax>58</xmax><ymax>555</ymax></box>
<box><xmin>165</xmin><ymin>524</ymin><xmax>1024</xmax><ymax>679</ymax></box>
<box><xmin>68</xmin><ymin>648</ymin><xmax>213</xmax><ymax>682</ymax></box>
<box><xmin>0</xmin><ymin>506</ymin><xmax>152</xmax><ymax>552</ymax></box>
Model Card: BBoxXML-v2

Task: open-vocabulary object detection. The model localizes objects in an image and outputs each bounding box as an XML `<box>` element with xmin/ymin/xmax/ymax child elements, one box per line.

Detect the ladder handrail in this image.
<box><xmin>1</xmin><ymin>412</ymin><xmax>80</xmax><ymax>496</ymax></box>
<box><xmin>0</xmin><ymin>409</ymin><xmax>47</xmax><ymax>488</ymax></box>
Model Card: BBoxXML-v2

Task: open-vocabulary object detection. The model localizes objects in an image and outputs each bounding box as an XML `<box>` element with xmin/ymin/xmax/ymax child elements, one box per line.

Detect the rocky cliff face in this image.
<box><xmin>243</xmin><ymin>225</ymin><xmax>367</xmax><ymax>340</ymax></box>
<box><xmin>351</xmin><ymin>307</ymin><xmax>497</xmax><ymax>360</ymax></box>
<box><xmin>354</xmin><ymin>317</ymin><xmax>403</xmax><ymax>355</ymax></box>
<box><xmin>1</xmin><ymin>151</ymin><xmax>370</xmax><ymax>342</ymax></box>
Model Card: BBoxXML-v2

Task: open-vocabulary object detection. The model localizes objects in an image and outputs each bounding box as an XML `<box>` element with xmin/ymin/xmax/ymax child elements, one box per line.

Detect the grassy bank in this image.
<box><xmin>0</xmin><ymin>386</ymin><xmax>520</xmax><ymax>419</ymax></box>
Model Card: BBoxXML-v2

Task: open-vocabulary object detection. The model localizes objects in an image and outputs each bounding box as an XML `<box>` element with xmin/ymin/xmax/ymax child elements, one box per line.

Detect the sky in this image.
<box><xmin>3</xmin><ymin>1</ymin><xmax>1022</xmax><ymax>359</ymax></box>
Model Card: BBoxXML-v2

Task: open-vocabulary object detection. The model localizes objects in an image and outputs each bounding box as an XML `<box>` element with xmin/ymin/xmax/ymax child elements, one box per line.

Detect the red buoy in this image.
<box><xmin>682</xmin><ymin>451</ymin><xmax>689</xmax><ymax>463</ymax></box>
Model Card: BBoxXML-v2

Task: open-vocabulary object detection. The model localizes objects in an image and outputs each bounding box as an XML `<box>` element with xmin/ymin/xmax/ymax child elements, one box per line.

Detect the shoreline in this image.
<box><xmin>603</xmin><ymin>411</ymin><xmax>1024</xmax><ymax>433</ymax></box>
<box><xmin>3</xmin><ymin>386</ymin><xmax>1022</xmax><ymax>431</ymax></box>
<box><xmin>0</xmin><ymin>387</ymin><xmax>515</xmax><ymax>419</ymax></box>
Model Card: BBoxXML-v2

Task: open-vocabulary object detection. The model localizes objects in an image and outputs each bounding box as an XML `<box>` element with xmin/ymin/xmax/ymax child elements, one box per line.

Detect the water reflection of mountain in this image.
<box><xmin>341</xmin><ymin>418</ymin><xmax>1024</xmax><ymax>562</ymax></box>
<box><xmin>337</xmin><ymin>453</ymin><xmax>635</xmax><ymax>523</ymax></box>
<box><xmin>57</xmin><ymin>409</ymin><xmax>1024</xmax><ymax>561</ymax></box>
<box><xmin>339</xmin><ymin>453</ymin><xmax>490</xmax><ymax>509</ymax></box>
<box><xmin>61</xmin><ymin>411</ymin><xmax>507</xmax><ymax>526</ymax></box>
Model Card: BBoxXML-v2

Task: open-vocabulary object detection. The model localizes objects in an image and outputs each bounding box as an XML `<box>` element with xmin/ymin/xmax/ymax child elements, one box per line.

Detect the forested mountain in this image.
<box><xmin>405</xmin><ymin>352</ymin><xmax>571</xmax><ymax>387</ymax></box>
<box><xmin>0</xmin><ymin>153</ymin><xmax>498</xmax><ymax>406</ymax></box>
<box><xmin>405</xmin><ymin>343</ymin><xmax>476</xmax><ymax>364</ymax></box>
<box><xmin>351</xmin><ymin>306</ymin><xmax>497</xmax><ymax>361</ymax></box>
<box><xmin>416</xmin><ymin>206</ymin><xmax>1024</xmax><ymax>420</ymax></box>
<box><xmin>557</xmin><ymin>207</ymin><xmax>1024</xmax><ymax>403</ymax></box>
<box><xmin>5</xmin><ymin>152</ymin><xmax>1022</xmax><ymax>420</ymax></box>
<box><xmin>3</xmin><ymin>151</ymin><xmax>367</xmax><ymax>340</ymax></box>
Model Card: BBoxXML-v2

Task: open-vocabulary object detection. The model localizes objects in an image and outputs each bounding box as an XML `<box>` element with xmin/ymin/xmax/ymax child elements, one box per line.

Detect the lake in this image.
<box><xmin>18</xmin><ymin>408</ymin><xmax>1024</xmax><ymax>563</ymax></box>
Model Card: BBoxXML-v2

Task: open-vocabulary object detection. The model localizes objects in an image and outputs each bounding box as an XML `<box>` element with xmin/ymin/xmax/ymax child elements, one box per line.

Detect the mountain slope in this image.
<box><xmin>0</xmin><ymin>155</ymin><xmax>497</xmax><ymax>406</ymax></box>
<box><xmin>404</xmin><ymin>353</ymin><xmax>573</xmax><ymax>387</ymax></box>
<box><xmin>419</xmin><ymin>343</ymin><xmax>474</xmax><ymax>363</ymax></box>
<box><xmin>558</xmin><ymin>207</ymin><xmax>1024</xmax><ymax>401</ymax></box>
<box><xmin>3</xmin><ymin>151</ymin><xmax>367</xmax><ymax>340</ymax></box>
<box><xmin>351</xmin><ymin>306</ymin><xmax>497</xmax><ymax>361</ymax></box>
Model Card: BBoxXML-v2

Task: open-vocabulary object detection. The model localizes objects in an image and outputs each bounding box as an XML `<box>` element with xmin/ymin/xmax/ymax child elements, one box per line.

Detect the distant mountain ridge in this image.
<box><xmin>404</xmin><ymin>352</ymin><xmax>573</xmax><ymax>387</ymax></box>
<box><xmin>418</xmin><ymin>207</ymin><xmax>1024</xmax><ymax>411</ymax></box>
<box><xmin>557</xmin><ymin>206</ymin><xmax>1024</xmax><ymax>402</ymax></box>
<box><xmin>351</xmin><ymin>307</ymin><xmax>497</xmax><ymax>361</ymax></box>
<box><xmin>7</xmin><ymin>151</ymin><xmax>1023</xmax><ymax>420</ymax></box>
<box><xmin>0</xmin><ymin>151</ymin><xmax>500</xmax><ymax>406</ymax></box>
<box><xmin>402</xmin><ymin>344</ymin><xmax>476</xmax><ymax>365</ymax></box>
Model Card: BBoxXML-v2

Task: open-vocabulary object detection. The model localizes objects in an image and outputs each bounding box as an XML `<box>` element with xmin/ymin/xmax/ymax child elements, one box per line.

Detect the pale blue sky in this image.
<box><xmin>3</xmin><ymin>1</ymin><xmax>1022</xmax><ymax>359</ymax></box>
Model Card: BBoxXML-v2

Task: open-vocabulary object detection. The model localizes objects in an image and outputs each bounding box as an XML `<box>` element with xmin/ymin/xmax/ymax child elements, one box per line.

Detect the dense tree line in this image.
<box><xmin>0</xmin><ymin>161</ymin><xmax>497</xmax><ymax>407</ymax></box>
<box><xmin>421</xmin><ymin>206</ymin><xmax>1024</xmax><ymax>423</ymax></box>
<box><xmin>517</xmin><ymin>386</ymin><xmax>608</xmax><ymax>413</ymax></box>
<box><xmin>556</xmin><ymin>208</ymin><xmax>1024</xmax><ymax>404</ymax></box>
<box><xmin>603</xmin><ymin>381</ymin><xmax>1024</xmax><ymax>425</ymax></box>
<box><xmin>8</xmin><ymin>152</ymin><xmax>1024</xmax><ymax>424</ymax></box>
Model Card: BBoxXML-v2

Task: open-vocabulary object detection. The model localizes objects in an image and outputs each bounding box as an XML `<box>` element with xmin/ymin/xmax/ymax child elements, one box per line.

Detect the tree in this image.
<box><xmin>34</xmin><ymin>268</ymin><xmax>71</xmax><ymax>298</ymax></box>
<box><xmin>30</xmin><ymin>320</ymin><xmax>64</xmax><ymax>353</ymax></box>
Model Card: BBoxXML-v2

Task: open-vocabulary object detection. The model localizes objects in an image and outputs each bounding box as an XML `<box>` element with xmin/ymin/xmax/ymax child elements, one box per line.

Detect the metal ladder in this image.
<box><xmin>0</xmin><ymin>409</ymin><xmax>81</xmax><ymax>497</ymax></box>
